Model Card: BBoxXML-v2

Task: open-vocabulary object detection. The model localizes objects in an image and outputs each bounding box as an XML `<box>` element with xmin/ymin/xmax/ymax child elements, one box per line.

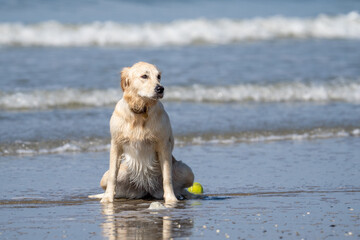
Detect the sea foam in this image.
<box><xmin>1</xmin><ymin>80</ymin><xmax>359</xmax><ymax>110</ymax></box>
<box><xmin>0</xmin><ymin>12</ymin><xmax>359</xmax><ymax>47</ymax></box>
<box><xmin>1</xmin><ymin>128</ymin><xmax>359</xmax><ymax>156</ymax></box>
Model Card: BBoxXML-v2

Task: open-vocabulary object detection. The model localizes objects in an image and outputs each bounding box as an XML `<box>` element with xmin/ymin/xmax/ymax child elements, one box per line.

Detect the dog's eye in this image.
<box><xmin>141</xmin><ymin>74</ymin><xmax>149</xmax><ymax>79</ymax></box>
<box><xmin>157</xmin><ymin>74</ymin><xmax>161</xmax><ymax>80</ymax></box>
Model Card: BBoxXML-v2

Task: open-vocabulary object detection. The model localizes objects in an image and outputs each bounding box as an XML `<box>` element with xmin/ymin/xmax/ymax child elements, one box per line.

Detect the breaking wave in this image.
<box><xmin>1</xmin><ymin>12</ymin><xmax>360</xmax><ymax>47</ymax></box>
<box><xmin>1</xmin><ymin>80</ymin><xmax>359</xmax><ymax>110</ymax></box>
<box><xmin>0</xmin><ymin>88</ymin><xmax>121</xmax><ymax>110</ymax></box>
<box><xmin>1</xmin><ymin>128</ymin><xmax>359</xmax><ymax>156</ymax></box>
<box><xmin>166</xmin><ymin>81</ymin><xmax>360</xmax><ymax>103</ymax></box>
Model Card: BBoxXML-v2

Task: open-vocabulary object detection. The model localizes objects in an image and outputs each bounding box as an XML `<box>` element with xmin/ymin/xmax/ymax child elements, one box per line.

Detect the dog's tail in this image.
<box><xmin>88</xmin><ymin>193</ymin><xmax>104</xmax><ymax>199</ymax></box>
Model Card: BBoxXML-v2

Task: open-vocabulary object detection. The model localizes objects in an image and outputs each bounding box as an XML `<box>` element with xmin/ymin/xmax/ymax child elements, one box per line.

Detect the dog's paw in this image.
<box><xmin>164</xmin><ymin>199</ymin><xmax>178</xmax><ymax>208</ymax></box>
<box><xmin>164</xmin><ymin>195</ymin><xmax>179</xmax><ymax>205</ymax></box>
<box><xmin>100</xmin><ymin>193</ymin><xmax>114</xmax><ymax>203</ymax></box>
<box><xmin>88</xmin><ymin>193</ymin><xmax>104</xmax><ymax>199</ymax></box>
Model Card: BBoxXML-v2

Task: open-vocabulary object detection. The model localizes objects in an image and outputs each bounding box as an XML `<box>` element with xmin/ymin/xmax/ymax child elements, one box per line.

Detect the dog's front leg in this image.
<box><xmin>101</xmin><ymin>140</ymin><xmax>122</xmax><ymax>203</ymax></box>
<box><xmin>157</xmin><ymin>141</ymin><xmax>178</xmax><ymax>205</ymax></box>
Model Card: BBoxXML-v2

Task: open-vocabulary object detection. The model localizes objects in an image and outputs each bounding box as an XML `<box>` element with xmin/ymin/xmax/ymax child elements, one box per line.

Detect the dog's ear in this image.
<box><xmin>120</xmin><ymin>67</ymin><xmax>130</xmax><ymax>91</ymax></box>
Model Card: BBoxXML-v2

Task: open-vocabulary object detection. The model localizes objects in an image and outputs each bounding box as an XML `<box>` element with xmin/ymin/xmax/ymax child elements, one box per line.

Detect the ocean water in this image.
<box><xmin>1</xmin><ymin>0</ymin><xmax>360</xmax><ymax>239</ymax></box>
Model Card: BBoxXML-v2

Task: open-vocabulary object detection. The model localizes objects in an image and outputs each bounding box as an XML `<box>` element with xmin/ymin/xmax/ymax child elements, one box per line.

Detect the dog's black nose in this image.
<box><xmin>155</xmin><ymin>84</ymin><xmax>164</xmax><ymax>94</ymax></box>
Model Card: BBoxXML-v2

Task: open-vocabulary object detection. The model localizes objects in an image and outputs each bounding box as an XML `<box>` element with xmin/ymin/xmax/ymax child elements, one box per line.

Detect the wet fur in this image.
<box><xmin>97</xmin><ymin>62</ymin><xmax>194</xmax><ymax>204</ymax></box>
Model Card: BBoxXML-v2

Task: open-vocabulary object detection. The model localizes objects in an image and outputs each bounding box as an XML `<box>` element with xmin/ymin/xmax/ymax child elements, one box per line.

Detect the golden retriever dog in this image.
<box><xmin>95</xmin><ymin>62</ymin><xmax>194</xmax><ymax>205</ymax></box>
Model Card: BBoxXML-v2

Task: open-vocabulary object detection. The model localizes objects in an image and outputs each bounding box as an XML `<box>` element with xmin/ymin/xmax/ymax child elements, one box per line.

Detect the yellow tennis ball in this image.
<box><xmin>188</xmin><ymin>182</ymin><xmax>204</xmax><ymax>194</ymax></box>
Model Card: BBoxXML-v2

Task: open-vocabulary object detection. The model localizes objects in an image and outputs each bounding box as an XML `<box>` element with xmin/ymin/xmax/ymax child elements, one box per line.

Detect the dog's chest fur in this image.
<box><xmin>121</xmin><ymin>139</ymin><xmax>162</xmax><ymax>191</ymax></box>
<box><xmin>112</xmin><ymin>100</ymin><xmax>165</xmax><ymax>192</ymax></box>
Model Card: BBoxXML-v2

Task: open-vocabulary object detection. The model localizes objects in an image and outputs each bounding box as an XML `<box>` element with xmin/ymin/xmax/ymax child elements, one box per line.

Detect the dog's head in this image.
<box><xmin>120</xmin><ymin>62</ymin><xmax>164</xmax><ymax>100</ymax></box>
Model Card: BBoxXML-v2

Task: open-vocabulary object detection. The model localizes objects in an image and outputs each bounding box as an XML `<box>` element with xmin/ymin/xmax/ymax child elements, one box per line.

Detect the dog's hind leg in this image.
<box><xmin>88</xmin><ymin>193</ymin><xmax>105</xmax><ymax>199</ymax></box>
<box><xmin>171</xmin><ymin>158</ymin><xmax>196</xmax><ymax>199</ymax></box>
<box><xmin>88</xmin><ymin>171</ymin><xmax>109</xmax><ymax>199</ymax></box>
<box><xmin>173</xmin><ymin>159</ymin><xmax>194</xmax><ymax>189</ymax></box>
<box><xmin>100</xmin><ymin>170</ymin><xmax>109</xmax><ymax>190</ymax></box>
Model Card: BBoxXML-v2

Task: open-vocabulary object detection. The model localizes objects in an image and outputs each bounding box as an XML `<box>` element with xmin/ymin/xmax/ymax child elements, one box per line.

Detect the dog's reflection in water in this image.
<box><xmin>101</xmin><ymin>200</ymin><xmax>194</xmax><ymax>240</ymax></box>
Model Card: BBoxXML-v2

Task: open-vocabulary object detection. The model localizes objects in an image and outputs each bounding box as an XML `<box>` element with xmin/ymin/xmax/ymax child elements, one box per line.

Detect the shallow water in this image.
<box><xmin>1</xmin><ymin>137</ymin><xmax>359</xmax><ymax>239</ymax></box>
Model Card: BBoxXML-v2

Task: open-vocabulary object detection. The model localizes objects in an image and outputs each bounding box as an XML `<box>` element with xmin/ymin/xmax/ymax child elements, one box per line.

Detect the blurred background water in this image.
<box><xmin>0</xmin><ymin>0</ymin><xmax>360</xmax><ymax>239</ymax></box>
<box><xmin>0</xmin><ymin>0</ymin><xmax>360</xmax><ymax>155</ymax></box>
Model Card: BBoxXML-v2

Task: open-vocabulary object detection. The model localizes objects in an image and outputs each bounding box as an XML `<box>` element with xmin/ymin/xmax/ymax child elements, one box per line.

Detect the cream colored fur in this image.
<box><xmin>97</xmin><ymin>62</ymin><xmax>194</xmax><ymax>205</ymax></box>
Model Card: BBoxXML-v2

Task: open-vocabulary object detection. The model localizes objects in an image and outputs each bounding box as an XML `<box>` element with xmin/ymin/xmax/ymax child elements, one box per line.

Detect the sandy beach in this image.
<box><xmin>1</xmin><ymin>137</ymin><xmax>359</xmax><ymax>239</ymax></box>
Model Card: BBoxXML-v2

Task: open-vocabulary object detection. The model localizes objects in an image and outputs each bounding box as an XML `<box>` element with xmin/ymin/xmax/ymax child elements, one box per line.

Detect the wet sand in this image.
<box><xmin>1</xmin><ymin>137</ymin><xmax>359</xmax><ymax>239</ymax></box>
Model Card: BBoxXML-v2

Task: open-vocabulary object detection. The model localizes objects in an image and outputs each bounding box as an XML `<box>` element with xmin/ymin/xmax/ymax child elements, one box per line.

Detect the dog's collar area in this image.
<box><xmin>130</xmin><ymin>106</ymin><xmax>148</xmax><ymax>115</ymax></box>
